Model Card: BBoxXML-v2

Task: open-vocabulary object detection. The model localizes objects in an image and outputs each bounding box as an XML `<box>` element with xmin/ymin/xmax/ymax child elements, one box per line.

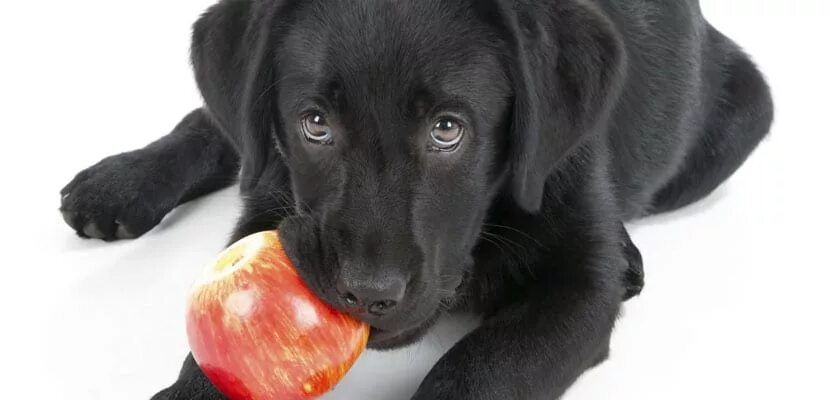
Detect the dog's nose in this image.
<box><xmin>336</xmin><ymin>270</ymin><xmax>407</xmax><ymax>316</ymax></box>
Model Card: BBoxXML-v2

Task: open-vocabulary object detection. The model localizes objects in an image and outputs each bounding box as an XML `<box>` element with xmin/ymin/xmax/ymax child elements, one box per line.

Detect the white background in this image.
<box><xmin>1</xmin><ymin>1</ymin><xmax>828</xmax><ymax>399</ymax></box>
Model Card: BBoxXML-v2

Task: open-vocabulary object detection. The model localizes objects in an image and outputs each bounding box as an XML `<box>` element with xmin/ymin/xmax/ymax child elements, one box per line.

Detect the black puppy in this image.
<box><xmin>60</xmin><ymin>0</ymin><xmax>773</xmax><ymax>398</ymax></box>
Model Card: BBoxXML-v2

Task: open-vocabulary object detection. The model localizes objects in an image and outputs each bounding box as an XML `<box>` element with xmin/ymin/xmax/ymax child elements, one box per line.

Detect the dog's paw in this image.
<box><xmin>622</xmin><ymin>237</ymin><xmax>645</xmax><ymax>300</ymax></box>
<box><xmin>150</xmin><ymin>387</ymin><xmax>175</xmax><ymax>400</ymax></box>
<box><xmin>152</xmin><ymin>355</ymin><xmax>228</xmax><ymax>400</ymax></box>
<box><xmin>60</xmin><ymin>151</ymin><xmax>175</xmax><ymax>241</ymax></box>
<box><xmin>151</xmin><ymin>387</ymin><xmax>227</xmax><ymax>400</ymax></box>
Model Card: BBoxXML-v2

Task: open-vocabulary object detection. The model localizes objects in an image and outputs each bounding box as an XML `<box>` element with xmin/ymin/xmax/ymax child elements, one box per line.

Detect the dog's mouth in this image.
<box><xmin>366</xmin><ymin>310</ymin><xmax>443</xmax><ymax>350</ymax></box>
<box><xmin>365</xmin><ymin>280</ymin><xmax>466</xmax><ymax>350</ymax></box>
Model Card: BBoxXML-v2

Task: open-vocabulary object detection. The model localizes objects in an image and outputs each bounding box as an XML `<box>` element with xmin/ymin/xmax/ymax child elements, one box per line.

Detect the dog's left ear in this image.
<box><xmin>191</xmin><ymin>0</ymin><xmax>298</xmax><ymax>192</ymax></box>
<box><xmin>482</xmin><ymin>1</ymin><xmax>627</xmax><ymax>212</ymax></box>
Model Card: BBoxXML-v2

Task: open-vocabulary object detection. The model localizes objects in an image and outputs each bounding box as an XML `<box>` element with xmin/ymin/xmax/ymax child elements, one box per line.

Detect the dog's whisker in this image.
<box><xmin>480</xmin><ymin>231</ymin><xmax>527</xmax><ymax>262</ymax></box>
<box><xmin>480</xmin><ymin>230</ymin><xmax>537</xmax><ymax>280</ymax></box>
<box><xmin>482</xmin><ymin>230</ymin><xmax>527</xmax><ymax>255</ymax></box>
<box><xmin>482</xmin><ymin>223</ymin><xmax>544</xmax><ymax>247</ymax></box>
<box><xmin>479</xmin><ymin>235</ymin><xmax>509</xmax><ymax>259</ymax></box>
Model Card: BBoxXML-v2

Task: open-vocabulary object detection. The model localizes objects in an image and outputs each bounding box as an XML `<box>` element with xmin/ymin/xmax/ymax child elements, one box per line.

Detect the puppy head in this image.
<box><xmin>192</xmin><ymin>0</ymin><xmax>624</xmax><ymax>348</ymax></box>
<box><xmin>271</xmin><ymin>0</ymin><xmax>511</xmax><ymax>348</ymax></box>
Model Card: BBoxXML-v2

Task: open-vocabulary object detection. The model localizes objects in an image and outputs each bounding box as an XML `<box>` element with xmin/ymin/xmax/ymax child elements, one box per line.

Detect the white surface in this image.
<box><xmin>1</xmin><ymin>1</ymin><xmax>828</xmax><ymax>399</ymax></box>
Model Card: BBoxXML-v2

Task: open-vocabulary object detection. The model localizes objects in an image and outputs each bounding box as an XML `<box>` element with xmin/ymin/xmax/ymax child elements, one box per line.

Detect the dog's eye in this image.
<box><xmin>301</xmin><ymin>113</ymin><xmax>333</xmax><ymax>144</ymax></box>
<box><xmin>430</xmin><ymin>119</ymin><xmax>464</xmax><ymax>151</ymax></box>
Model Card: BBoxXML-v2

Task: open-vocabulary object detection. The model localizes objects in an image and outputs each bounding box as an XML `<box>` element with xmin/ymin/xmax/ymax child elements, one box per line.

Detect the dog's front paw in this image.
<box><xmin>152</xmin><ymin>386</ymin><xmax>226</xmax><ymax>400</ymax></box>
<box><xmin>60</xmin><ymin>150</ymin><xmax>175</xmax><ymax>241</ymax></box>
<box><xmin>622</xmin><ymin>236</ymin><xmax>645</xmax><ymax>300</ymax></box>
<box><xmin>152</xmin><ymin>355</ymin><xmax>228</xmax><ymax>400</ymax></box>
<box><xmin>152</xmin><ymin>385</ymin><xmax>226</xmax><ymax>400</ymax></box>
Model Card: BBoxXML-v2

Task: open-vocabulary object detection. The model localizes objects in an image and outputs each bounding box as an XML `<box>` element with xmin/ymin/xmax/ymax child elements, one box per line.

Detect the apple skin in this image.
<box><xmin>186</xmin><ymin>231</ymin><xmax>370</xmax><ymax>400</ymax></box>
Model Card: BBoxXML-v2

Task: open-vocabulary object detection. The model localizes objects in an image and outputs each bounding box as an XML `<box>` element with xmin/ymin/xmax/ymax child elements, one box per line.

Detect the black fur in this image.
<box><xmin>60</xmin><ymin>0</ymin><xmax>773</xmax><ymax>398</ymax></box>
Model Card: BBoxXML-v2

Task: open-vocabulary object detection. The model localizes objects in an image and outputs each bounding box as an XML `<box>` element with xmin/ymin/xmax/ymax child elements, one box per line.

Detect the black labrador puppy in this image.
<box><xmin>60</xmin><ymin>0</ymin><xmax>773</xmax><ymax>398</ymax></box>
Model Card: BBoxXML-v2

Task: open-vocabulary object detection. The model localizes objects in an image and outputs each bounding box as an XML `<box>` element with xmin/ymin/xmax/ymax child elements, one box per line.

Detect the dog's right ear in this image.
<box><xmin>474</xmin><ymin>0</ymin><xmax>626</xmax><ymax>213</ymax></box>
<box><xmin>191</xmin><ymin>0</ymin><xmax>295</xmax><ymax>191</ymax></box>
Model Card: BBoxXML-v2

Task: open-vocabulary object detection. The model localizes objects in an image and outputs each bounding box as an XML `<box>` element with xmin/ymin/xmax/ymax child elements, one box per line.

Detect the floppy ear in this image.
<box><xmin>487</xmin><ymin>1</ymin><xmax>627</xmax><ymax>212</ymax></box>
<box><xmin>191</xmin><ymin>0</ymin><xmax>294</xmax><ymax>191</ymax></box>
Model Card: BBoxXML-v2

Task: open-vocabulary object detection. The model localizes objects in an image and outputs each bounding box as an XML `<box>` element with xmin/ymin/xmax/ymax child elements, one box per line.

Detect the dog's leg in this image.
<box><xmin>413</xmin><ymin>216</ymin><xmax>626</xmax><ymax>400</ymax></box>
<box><xmin>152</xmin><ymin>354</ymin><xmax>227</xmax><ymax>400</ymax></box>
<box><xmin>60</xmin><ymin>109</ymin><xmax>239</xmax><ymax>240</ymax></box>
<box><xmin>650</xmin><ymin>28</ymin><xmax>773</xmax><ymax>215</ymax></box>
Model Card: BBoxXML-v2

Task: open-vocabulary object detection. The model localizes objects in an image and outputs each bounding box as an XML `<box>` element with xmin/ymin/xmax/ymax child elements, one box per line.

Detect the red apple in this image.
<box><xmin>186</xmin><ymin>231</ymin><xmax>370</xmax><ymax>400</ymax></box>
